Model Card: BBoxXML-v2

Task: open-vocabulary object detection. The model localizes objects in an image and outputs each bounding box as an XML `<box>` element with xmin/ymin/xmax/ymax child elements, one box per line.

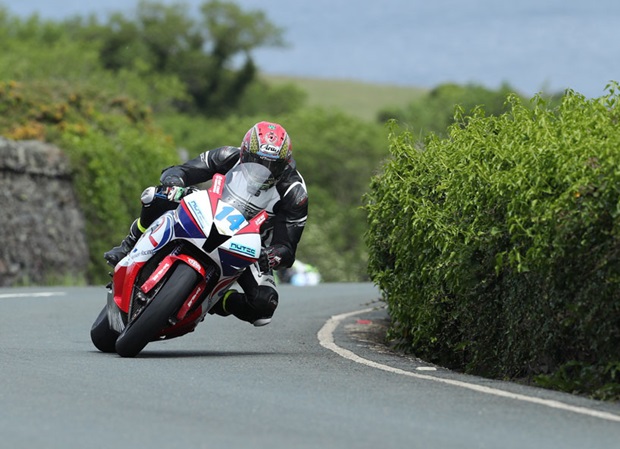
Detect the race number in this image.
<box><xmin>215</xmin><ymin>205</ymin><xmax>245</xmax><ymax>231</ymax></box>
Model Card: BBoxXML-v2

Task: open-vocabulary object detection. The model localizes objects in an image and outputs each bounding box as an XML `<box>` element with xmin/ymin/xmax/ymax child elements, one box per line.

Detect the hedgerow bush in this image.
<box><xmin>365</xmin><ymin>83</ymin><xmax>620</xmax><ymax>399</ymax></box>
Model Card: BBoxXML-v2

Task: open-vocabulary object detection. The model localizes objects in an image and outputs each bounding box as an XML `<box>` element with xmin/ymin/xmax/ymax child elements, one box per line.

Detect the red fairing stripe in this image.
<box><xmin>140</xmin><ymin>259</ymin><xmax>173</xmax><ymax>294</ymax></box>
<box><xmin>114</xmin><ymin>261</ymin><xmax>146</xmax><ymax>312</ymax></box>
<box><xmin>208</xmin><ymin>173</ymin><xmax>225</xmax><ymax>216</ymax></box>
<box><xmin>209</xmin><ymin>174</ymin><xmax>225</xmax><ymax>195</ymax></box>
<box><xmin>235</xmin><ymin>210</ymin><xmax>268</xmax><ymax>235</ymax></box>
<box><xmin>113</xmin><ymin>265</ymin><xmax>129</xmax><ymax>312</ymax></box>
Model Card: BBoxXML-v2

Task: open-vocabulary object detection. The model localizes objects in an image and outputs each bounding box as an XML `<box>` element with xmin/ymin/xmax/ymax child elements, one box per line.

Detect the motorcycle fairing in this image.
<box><xmin>113</xmin><ymin>212</ymin><xmax>179</xmax><ymax>312</ymax></box>
<box><xmin>217</xmin><ymin>230</ymin><xmax>263</xmax><ymax>277</ymax></box>
<box><xmin>175</xmin><ymin>200</ymin><xmax>207</xmax><ymax>240</ymax></box>
<box><xmin>109</xmin><ymin>169</ymin><xmax>268</xmax><ymax>335</ymax></box>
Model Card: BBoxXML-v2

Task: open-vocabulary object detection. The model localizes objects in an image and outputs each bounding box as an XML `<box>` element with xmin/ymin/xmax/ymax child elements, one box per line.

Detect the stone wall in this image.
<box><xmin>0</xmin><ymin>137</ymin><xmax>89</xmax><ymax>286</ymax></box>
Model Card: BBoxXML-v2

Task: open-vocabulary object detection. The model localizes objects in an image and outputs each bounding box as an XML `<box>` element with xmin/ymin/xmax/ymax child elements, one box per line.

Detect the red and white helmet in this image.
<box><xmin>240</xmin><ymin>121</ymin><xmax>292</xmax><ymax>188</ymax></box>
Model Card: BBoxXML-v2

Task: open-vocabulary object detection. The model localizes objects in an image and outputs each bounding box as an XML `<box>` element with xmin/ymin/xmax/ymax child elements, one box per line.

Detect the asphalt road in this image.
<box><xmin>1</xmin><ymin>283</ymin><xmax>619</xmax><ymax>449</ymax></box>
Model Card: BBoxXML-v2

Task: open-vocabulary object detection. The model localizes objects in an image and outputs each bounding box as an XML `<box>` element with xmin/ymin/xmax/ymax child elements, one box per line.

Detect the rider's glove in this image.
<box><xmin>161</xmin><ymin>174</ymin><xmax>185</xmax><ymax>187</ymax></box>
<box><xmin>258</xmin><ymin>246</ymin><xmax>284</xmax><ymax>272</ymax></box>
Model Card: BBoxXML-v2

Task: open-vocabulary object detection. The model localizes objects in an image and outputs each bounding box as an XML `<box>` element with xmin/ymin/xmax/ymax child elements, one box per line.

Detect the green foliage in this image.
<box><xmin>535</xmin><ymin>361</ymin><xmax>620</xmax><ymax>401</ymax></box>
<box><xmin>239</xmin><ymin>79</ymin><xmax>308</xmax><ymax>117</ymax></box>
<box><xmin>0</xmin><ymin>10</ymin><xmax>189</xmax><ymax>112</ymax></box>
<box><xmin>365</xmin><ymin>83</ymin><xmax>620</xmax><ymax>396</ymax></box>
<box><xmin>378</xmin><ymin>82</ymin><xmax>562</xmax><ymax>138</ymax></box>
<box><xmin>63</xmin><ymin>0</ymin><xmax>286</xmax><ymax>116</ymax></box>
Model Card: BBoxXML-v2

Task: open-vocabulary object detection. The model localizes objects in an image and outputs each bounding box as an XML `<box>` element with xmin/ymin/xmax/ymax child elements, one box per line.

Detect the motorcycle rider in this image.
<box><xmin>104</xmin><ymin>121</ymin><xmax>308</xmax><ymax>327</ymax></box>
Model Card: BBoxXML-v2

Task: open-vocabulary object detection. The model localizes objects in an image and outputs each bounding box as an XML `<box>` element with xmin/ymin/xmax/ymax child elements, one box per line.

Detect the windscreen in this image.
<box><xmin>221</xmin><ymin>162</ymin><xmax>274</xmax><ymax>220</ymax></box>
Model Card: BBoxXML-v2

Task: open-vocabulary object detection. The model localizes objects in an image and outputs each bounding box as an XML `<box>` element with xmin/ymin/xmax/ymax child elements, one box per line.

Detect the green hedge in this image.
<box><xmin>365</xmin><ymin>83</ymin><xmax>620</xmax><ymax>399</ymax></box>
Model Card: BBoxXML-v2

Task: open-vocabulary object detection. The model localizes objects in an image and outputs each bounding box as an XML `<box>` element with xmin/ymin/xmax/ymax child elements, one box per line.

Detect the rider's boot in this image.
<box><xmin>104</xmin><ymin>219</ymin><xmax>143</xmax><ymax>267</ymax></box>
<box><xmin>208</xmin><ymin>289</ymin><xmax>275</xmax><ymax>327</ymax></box>
<box><xmin>208</xmin><ymin>290</ymin><xmax>234</xmax><ymax>317</ymax></box>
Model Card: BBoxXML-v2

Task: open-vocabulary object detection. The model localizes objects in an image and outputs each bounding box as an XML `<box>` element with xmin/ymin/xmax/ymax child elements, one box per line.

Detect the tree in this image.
<box><xmin>66</xmin><ymin>0</ymin><xmax>286</xmax><ymax>116</ymax></box>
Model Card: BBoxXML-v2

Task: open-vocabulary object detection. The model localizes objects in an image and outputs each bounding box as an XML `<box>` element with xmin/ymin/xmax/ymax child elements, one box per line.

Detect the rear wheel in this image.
<box><xmin>90</xmin><ymin>306</ymin><xmax>120</xmax><ymax>353</ymax></box>
<box><xmin>115</xmin><ymin>263</ymin><xmax>200</xmax><ymax>357</ymax></box>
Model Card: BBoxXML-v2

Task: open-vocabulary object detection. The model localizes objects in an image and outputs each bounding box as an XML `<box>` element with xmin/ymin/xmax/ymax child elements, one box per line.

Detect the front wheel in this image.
<box><xmin>90</xmin><ymin>305</ymin><xmax>120</xmax><ymax>353</ymax></box>
<box><xmin>115</xmin><ymin>263</ymin><xmax>200</xmax><ymax>358</ymax></box>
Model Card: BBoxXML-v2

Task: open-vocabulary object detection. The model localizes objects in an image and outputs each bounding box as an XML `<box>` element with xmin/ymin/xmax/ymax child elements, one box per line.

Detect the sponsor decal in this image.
<box><xmin>152</xmin><ymin>262</ymin><xmax>171</xmax><ymax>283</ymax></box>
<box><xmin>229</xmin><ymin>242</ymin><xmax>257</xmax><ymax>257</ymax></box>
<box><xmin>260</xmin><ymin>144</ymin><xmax>280</xmax><ymax>156</ymax></box>
<box><xmin>254</xmin><ymin>213</ymin><xmax>267</xmax><ymax>226</ymax></box>
<box><xmin>139</xmin><ymin>249</ymin><xmax>158</xmax><ymax>257</ymax></box>
<box><xmin>185</xmin><ymin>257</ymin><xmax>202</xmax><ymax>272</ymax></box>
<box><xmin>265</xmin><ymin>278</ymin><xmax>277</xmax><ymax>288</ymax></box>
<box><xmin>187</xmin><ymin>200</ymin><xmax>207</xmax><ymax>229</ymax></box>
<box><xmin>211</xmin><ymin>176</ymin><xmax>223</xmax><ymax>194</ymax></box>
<box><xmin>185</xmin><ymin>285</ymin><xmax>203</xmax><ymax>311</ymax></box>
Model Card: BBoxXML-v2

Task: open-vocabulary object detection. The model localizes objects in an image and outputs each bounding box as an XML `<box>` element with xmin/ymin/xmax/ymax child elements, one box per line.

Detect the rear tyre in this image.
<box><xmin>90</xmin><ymin>306</ymin><xmax>120</xmax><ymax>353</ymax></box>
<box><xmin>115</xmin><ymin>263</ymin><xmax>199</xmax><ymax>358</ymax></box>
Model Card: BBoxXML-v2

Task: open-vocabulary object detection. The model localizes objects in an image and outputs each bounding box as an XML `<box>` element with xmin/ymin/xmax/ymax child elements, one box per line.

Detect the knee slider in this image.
<box><xmin>253</xmin><ymin>287</ymin><xmax>279</xmax><ymax>315</ymax></box>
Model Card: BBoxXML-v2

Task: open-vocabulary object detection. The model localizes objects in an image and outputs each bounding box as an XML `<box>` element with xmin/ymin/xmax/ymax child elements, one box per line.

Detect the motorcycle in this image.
<box><xmin>90</xmin><ymin>162</ymin><xmax>272</xmax><ymax>357</ymax></box>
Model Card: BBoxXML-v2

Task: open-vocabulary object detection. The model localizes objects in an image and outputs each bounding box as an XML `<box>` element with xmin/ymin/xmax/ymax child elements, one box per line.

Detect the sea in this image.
<box><xmin>6</xmin><ymin>0</ymin><xmax>620</xmax><ymax>98</ymax></box>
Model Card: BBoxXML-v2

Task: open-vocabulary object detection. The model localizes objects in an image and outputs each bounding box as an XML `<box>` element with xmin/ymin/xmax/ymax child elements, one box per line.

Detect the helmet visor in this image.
<box><xmin>241</xmin><ymin>151</ymin><xmax>288</xmax><ymax>186</ymax></box>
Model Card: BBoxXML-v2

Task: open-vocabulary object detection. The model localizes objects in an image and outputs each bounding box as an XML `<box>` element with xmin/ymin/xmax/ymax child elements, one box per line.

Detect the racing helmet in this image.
<box><xmin>240</xmin><ymin>121</ymin><xmax>292</xmax><ymax>189</ymax></box>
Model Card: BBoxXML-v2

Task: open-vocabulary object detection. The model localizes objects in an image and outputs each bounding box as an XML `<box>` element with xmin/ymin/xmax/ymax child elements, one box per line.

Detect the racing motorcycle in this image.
<box><xmin>90</xmin><ymin>162</ymin><xmax>271</xmax><ymax>357</ymax></box>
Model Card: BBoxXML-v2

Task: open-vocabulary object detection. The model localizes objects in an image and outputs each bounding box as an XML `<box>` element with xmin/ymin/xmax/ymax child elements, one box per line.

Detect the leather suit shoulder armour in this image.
<box><xmin>207</xmin><ymin>146</ymin><xmax>239</xmax><ymax>170</ymax></box>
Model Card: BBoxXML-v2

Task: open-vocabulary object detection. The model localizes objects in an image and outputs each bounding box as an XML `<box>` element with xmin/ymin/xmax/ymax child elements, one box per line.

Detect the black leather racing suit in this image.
<box><xmin>138</xmin><ymin>146</ymin><xmax>309</xmax><ymax>324</ymax></box>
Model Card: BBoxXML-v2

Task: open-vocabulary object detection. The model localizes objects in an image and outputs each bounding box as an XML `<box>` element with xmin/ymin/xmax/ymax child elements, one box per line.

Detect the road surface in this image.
<box><xmin>1</xmin><ymin>283</ymin><xmax>619</xmax><ymax>448</ymax></box>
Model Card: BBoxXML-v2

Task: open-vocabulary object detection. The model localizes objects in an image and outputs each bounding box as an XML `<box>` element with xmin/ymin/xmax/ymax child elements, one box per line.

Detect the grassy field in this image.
<box><xmin>263</xmin><ymin>75</ymin><xmax>428</xmax><ymax>122</ymax></box>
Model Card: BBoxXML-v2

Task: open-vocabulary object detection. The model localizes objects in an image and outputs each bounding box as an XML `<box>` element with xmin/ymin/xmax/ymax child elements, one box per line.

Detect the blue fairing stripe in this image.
<box><xmin>176</xmin><ymin>203</ymin><xmax>206</xmax><ymax>239</ymax></box>
<box><xmin>218</xmin><ymin>249</ymin><xmax>255</xmax><ymax>276</ymax></box>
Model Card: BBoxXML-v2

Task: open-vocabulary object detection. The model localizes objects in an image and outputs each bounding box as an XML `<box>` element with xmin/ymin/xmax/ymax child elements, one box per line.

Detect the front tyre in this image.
<box><xmin>90</xmin><ymin>305</ymin><xmax>120</xmax><ymax>353</ymax></box>
<box><xmin>115</xmin><ymin>263</ymin><xmax>200</xmax><ymax>358</ymax></box>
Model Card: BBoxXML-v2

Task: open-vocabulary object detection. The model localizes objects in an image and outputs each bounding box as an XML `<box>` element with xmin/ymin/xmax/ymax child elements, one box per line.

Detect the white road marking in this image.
<box><xmin>0</xmin><ymin>292</ymin><xmax>66</xmax><ymax>299</ymax></box>
<box><xmin>318</xmin><ymin>307</ymin><xmax>620</xmax><ymax>423</ymax></box>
